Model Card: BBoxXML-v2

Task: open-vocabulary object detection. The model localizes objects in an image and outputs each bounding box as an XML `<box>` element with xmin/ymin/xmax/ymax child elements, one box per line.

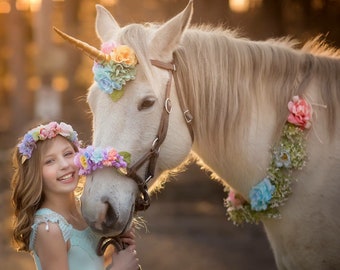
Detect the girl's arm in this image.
<box><xmin>34</xmin><ymin>222</ymin><xmax>69</xmax><ymax>270</ymax></box>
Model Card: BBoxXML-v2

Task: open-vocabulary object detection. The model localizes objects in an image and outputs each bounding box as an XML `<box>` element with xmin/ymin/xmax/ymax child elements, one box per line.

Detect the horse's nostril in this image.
<box><xmin>104</xmin><ymin>201</ymin><xmax>118</xmax><ymax>228</ymax></box>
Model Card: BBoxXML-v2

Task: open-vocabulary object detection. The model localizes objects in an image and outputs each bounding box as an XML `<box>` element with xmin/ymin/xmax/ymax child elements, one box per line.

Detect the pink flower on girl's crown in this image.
<box><xmin>287</xmin><ymin>96</ymin><xmax>312</xmax><ymax>129</ymax></box>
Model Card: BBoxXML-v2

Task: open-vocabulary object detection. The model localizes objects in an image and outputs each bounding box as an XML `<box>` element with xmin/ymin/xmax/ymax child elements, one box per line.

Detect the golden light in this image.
<box><xmin>28</xmin><ymin>76</ymin><xmax>41</xmax><ymax>91</ymax></box>
<box><xmin>100</xmin><ymin>0</ymin><xmax>118</xmax><ymax>7</ymax></box>
<box><xmin>16</xmin><ymin>0</ymin><xmax>41</xmax><ymax>12</ymax></box>
<box><xmin>52</xmin><ymin>76</ymin><xmax>69</xmax><ymax>92</ymax></box>
<box><xmin>229</xmin><ymin>0</ymin><xmax>250</xmax><ymax>13</ymax></box>
<box><xmin>15</xmin><ymin>0</ymin><xmax>29</xmax><ymax>10</ymax></box>
<box><xmin>29</xmin><ymin>0</ymin><xmax>41</xmax><ymax>12</ymax></box>
<box><xmin>0</xmin><ymin>0</ymin><xmax>10</xmax><ymax>14</ymax></box>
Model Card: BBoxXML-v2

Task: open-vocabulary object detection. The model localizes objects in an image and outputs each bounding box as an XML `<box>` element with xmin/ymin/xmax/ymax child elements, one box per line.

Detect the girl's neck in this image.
<box><xmin>41</xmin><ymin>194</ymin><xmax>87</xmax><ymax>230</ymax></box>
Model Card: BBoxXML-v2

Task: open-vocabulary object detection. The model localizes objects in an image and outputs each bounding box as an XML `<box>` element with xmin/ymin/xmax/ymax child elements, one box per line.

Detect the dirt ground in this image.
<box><xmin>1</xmin><ymin>161</ymin><xmax>277</xmax><ymax>270</ymax></box>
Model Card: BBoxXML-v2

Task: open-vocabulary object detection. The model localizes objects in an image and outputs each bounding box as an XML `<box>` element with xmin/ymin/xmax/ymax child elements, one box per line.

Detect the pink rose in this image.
<box><xmin>101</xmin><ymin>41</ymin><xmax>117</xmax><ymax>54</ymax></box>
<box><xmin>102</xmin><ymin>149</ymin><xmax>118</xmax><ymax>166</ymax></box>
<box><xmin>227</xmin><ymin>189</ymin><xmax>245</xmax><ymax>208</ymax></box>
<box><xmin>39</xmin><ymin>122</ymin><xmax>58</xmax><ymax>139</ymax></box>
<box><xmin>287</xmin><ymin>96</ymin><xmax>312</xmax><ymax>129</ymax></box>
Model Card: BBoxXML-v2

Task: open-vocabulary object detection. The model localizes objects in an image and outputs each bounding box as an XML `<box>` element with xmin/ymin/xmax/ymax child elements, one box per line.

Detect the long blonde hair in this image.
<box><xmin>11</xmin><ymin>137</ymin><xmax>79</xmax><ymax>252</ymax></box>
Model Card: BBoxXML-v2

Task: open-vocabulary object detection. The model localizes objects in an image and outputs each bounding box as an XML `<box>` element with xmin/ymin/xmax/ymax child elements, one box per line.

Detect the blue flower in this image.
<box><xmin>93</xmin><ymin>64</ymin><xmax>122</xmax><ymax>94</ymax></box>
<box><xmin>91</xmin><ymin>148</ymin><xmax>105</xmax><ymax>164</ymax></box>
<box><xmin>249</xmin><ymin>178</ymin><xmax>275</xmax><ymax>211</ymax></box>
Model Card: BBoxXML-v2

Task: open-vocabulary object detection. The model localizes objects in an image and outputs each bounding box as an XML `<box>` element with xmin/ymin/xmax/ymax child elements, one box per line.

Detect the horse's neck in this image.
<box><xmin>192</xmin><ymin>99</ymin><xmax>277</xmax><ymax>199</ymax></box>
<box><xmin>183</xmin><ymin>32</ymin><xmax>305</xmax><ymax>198</ymax></box>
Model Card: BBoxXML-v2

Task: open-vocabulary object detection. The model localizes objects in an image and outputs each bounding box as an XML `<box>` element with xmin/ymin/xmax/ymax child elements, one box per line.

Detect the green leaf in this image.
<box><xmin>119</xmin><ymin>151</ymin><xmax>131</xmax><ymax>164</ymax></box>
<box><xmin>110</xmin><ymin>90</ymin><xmax>124</xmax><ymax>102</ymax></box>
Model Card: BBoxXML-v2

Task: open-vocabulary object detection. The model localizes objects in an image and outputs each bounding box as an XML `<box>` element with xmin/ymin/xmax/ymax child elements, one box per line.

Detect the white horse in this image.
<box><xmin>56</xmin><ymin>1</ymin><xmax>340</xmax><ymax>269</ymax></box>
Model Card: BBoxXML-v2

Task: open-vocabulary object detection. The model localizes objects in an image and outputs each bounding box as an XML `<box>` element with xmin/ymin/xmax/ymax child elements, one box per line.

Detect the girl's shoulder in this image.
<box><xmin>29</xmin><ymin>208</ymin><xmax>73</xmax><ymax>251</ymax></box>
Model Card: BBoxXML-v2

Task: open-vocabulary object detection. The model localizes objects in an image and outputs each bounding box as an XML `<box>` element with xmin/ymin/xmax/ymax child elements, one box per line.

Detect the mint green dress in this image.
<box><xmin>29</xmin><ymin>208</ymin><xmax>104</xmax><ymax>270</ymax></box>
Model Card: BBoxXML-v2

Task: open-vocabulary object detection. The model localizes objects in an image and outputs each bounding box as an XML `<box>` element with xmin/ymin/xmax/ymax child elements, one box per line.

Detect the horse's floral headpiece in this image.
<box><xmin>52</xmin><ymin>28</ymin><xmax>138</xmax><ymax>102</ymax></box>
<box><xmin>225</xmin><ymin>96</ymin><xmax>312</xmax><ymax>225</ymax></box>
<box><xmin>74</xmin><ymin>145</ymin><xmax>131</xmax><ymax>176</ymax></box>
<box><xmin>93</xmin><ymin>41</ymin><xmax>138</xmax><ymax>101</ymax></box>
<box><xmin>18</xmin><ymin>121</ymin><xmax>79</xmax><ymax>164</ymax></box>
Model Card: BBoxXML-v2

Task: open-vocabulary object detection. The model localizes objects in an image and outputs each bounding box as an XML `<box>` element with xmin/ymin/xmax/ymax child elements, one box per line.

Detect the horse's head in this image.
<box><xmin>56</xmin><ymin>1</ymin><xmax>194</xmax><ymax>235</ymax></box>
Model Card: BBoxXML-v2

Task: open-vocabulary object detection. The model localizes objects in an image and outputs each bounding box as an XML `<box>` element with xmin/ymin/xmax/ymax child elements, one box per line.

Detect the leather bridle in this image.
<box><xmin>96</xmin><ymin>58</ymin><xmax>194</xmax><ymax>258</ymax></box>
<box><xmin>126</xmin><ymin>58</ymin><xmax>194</xmax><ymax>212</ymax></box>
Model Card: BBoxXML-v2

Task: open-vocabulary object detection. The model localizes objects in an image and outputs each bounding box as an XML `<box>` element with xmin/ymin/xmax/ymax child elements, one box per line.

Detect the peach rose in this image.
<box><xmin>111</xmin><ymin>45</ymin><xmax>137</xmax><ymax>66</ymax></box>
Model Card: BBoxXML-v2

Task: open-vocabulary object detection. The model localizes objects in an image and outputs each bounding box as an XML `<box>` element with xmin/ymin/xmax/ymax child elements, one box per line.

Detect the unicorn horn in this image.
<box><xmin>53</xmin><ymin>27</ymin><xmax>110</xmax><ymax>63</ymax></box>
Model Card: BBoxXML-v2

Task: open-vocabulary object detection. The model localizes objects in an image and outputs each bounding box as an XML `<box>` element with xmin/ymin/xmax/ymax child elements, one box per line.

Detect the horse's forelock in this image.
<box><xmin>118</xmin><ymin>23</ymin><xmax>165</xmax><ymax>100</ymax></box>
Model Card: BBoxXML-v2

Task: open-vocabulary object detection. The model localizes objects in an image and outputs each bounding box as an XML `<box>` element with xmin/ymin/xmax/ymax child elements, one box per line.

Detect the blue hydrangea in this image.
<box><xmin>93</xmin><ymin>64</ymin><xmax>122</xmax><ymax>94</ymax></box>
<box><xmin>91</xmin><ymin>148</ymin><xmax>105</xmax><ymax>164</ymax></box>
<box><xmin>92</xmin><ymin>61</ymin><xmax>136</xmax><ymax>100</ymax></box>
<box><xmin>249</xmin><ymin>178</ymin><xmax>275</xmax><ymax>211</ymax></box>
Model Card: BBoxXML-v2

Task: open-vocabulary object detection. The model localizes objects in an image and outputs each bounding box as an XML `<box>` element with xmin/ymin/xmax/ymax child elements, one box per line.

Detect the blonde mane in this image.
<box><xmin>118</xmin><ymin>23</ymin><xmax>340</xmax><ymax>169</ymax></box>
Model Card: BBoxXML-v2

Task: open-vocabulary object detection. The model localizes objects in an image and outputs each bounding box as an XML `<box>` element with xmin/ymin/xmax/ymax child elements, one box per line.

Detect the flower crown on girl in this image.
<box><xmin>18</xmin><ymin>121</ymin><xmax>80</xmax><ymax>164</ymax></box>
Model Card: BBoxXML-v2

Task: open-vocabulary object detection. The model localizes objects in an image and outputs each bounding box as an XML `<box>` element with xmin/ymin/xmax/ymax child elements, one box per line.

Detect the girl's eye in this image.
<box><xmin>65</xmin><ymin>151</ymin><xmax>74</xmax><ymax>157</ymax></box>
<box><xmin>44</xmin><ymin>159</ymin><xmax>54</xmax><ymax>165</ymax></box>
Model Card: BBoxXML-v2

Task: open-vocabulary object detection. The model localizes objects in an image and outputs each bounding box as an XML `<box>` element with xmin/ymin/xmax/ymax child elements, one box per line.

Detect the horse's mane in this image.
<box><xmin>119</xmin><ymin>23</ymin><xmax>340</xmax><ymax>161</ymax></box>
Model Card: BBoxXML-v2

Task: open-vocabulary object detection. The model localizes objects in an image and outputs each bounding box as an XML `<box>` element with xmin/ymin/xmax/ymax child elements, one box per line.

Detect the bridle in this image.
<box><xmin>126</xmin><ymin>58</ymin><xmax>194</xmax><ymax>212</ymax></box>
<box><xmin>96</xmin><ymin>58</ymin><xmax>194</xmax><ymax>259</ymax></box>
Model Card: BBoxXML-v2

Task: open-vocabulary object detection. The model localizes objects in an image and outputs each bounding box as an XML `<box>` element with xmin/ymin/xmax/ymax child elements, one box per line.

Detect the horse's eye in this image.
<box><xmin>138</xmin><ymin>97</ymin><xmax>156</xmax><ymax>111</ymax></box>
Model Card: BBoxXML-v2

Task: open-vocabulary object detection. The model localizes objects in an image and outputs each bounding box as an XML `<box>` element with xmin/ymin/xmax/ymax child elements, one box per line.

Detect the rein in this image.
<box><xmin>126</xmin><ymin>58</ymin><xmax>194</xmax><ymax>212</ymax></box>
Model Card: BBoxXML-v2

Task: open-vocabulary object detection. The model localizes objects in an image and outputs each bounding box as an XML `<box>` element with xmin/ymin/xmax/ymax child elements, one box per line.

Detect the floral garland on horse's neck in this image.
<box><xmin>224</xmin><ymin>96</ymin><xmax>312</xmax><ymax>225</ymax></box>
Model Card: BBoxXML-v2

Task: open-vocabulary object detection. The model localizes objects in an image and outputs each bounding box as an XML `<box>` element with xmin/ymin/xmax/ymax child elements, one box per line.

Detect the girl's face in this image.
<box><xmin>41</xmin><ymin>136</ymin><xmax>79</xmax><ymax>196</ymax></box>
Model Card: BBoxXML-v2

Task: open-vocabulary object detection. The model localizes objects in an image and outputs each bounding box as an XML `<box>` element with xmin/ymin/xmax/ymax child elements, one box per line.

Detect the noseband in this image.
<box><xmin>126</xmin><ymin>58</ymin><xmax>194</xmax><ymax>212</ymax></box>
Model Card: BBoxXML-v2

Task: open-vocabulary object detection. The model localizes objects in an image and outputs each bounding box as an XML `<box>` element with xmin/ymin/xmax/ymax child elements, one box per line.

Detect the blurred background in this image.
<box><xmin>0</xmin><ymin>0</ymin><xmax>339</xmax><ymax>269</ymax></box>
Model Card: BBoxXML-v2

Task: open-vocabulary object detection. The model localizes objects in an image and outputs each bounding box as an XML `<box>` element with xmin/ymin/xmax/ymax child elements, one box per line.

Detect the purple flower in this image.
<box><xmin>74</xmin><ymin>145</ymin><xmax>130</xmax><ymax>176</ymax></box>
<box><xmin>249</xmin><ymin>178</ymin><xmax>275</xmax><ymax>211</ymax></box>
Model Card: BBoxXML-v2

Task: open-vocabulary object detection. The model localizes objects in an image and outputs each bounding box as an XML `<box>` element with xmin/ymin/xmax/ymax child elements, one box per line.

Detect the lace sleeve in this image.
<box><xmin>29</xmin><ymin>208</ymin><xmax>72</xmax><ymax>251</ymax></box>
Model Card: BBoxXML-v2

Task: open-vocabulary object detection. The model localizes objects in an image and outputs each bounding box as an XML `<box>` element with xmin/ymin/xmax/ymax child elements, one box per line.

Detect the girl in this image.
<box><xmin>11</xmin><ymin>121</ymin><xmax>139</xmax><ymax>270</ymax></box>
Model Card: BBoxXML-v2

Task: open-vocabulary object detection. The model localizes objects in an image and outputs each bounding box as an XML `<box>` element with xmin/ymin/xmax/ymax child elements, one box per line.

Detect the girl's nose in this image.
<box><xmin>59</xmin><ymin>157</ymin><xmax>70</xmax><ymax>169</ymax></box>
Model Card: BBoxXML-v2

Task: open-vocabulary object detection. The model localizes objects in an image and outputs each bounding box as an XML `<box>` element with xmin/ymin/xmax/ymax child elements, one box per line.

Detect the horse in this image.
<box><xmin>55</xmin><ymin>1</ymin><xmax>340</xmax><ymax>269</ymax></box>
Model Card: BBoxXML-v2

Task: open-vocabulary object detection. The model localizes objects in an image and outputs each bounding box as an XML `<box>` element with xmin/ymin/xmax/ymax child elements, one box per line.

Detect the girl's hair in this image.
<box><xmin>11</xmin><ymin>136</ymin><xmax>79</xmax><ymax>252</ymax></box>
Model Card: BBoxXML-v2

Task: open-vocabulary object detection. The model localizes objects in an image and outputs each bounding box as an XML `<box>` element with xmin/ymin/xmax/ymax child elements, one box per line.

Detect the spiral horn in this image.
<box><xmin>53</xmin><ymin>27</ymin><xmax>110</xmax><ymax>63</ymax></box>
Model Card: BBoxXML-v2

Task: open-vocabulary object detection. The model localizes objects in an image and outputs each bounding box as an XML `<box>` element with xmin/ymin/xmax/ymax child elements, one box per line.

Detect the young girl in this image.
<box><xmin>11</xmin><ymin>121</ymin><xmax>139</xmax><ymax>270</ymax></box>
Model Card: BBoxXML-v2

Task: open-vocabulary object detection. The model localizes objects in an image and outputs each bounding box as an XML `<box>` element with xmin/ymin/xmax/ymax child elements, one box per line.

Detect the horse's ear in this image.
<box><xmin>95</xmin><ymin>5</ymin><xmax>120</xmax><ymax>42</ymax></box>
<box><xmin>149</xmin><ymin>0</ymin><xmax>193</xmax><ymax>61</ymax></box>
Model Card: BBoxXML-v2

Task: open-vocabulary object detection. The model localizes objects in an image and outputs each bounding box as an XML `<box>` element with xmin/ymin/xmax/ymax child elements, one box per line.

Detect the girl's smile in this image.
<box><xmin>57</xmin><ymin>172</ymin><xmax>76</xmax><ymax>183</ymax></box>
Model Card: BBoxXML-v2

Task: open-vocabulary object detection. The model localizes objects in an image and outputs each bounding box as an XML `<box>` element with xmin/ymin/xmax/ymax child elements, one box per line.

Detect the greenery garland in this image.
<box><xmin>224</xmin><ymin>96</ymin><xmax>311</xmax><ymax>225</ymax></box>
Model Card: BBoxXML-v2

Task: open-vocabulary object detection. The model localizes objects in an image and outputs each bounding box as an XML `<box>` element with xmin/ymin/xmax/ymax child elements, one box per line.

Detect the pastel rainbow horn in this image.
<box><xmin>53</xmin><ymin>27</ymin><xmax>110</xmax><ymax>63</ymax></box>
